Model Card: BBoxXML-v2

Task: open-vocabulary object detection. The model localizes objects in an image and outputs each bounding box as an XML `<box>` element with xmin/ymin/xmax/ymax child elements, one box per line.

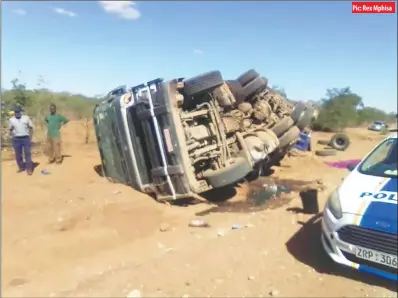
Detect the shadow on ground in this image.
<box><xmin>286</xmin><ymin>213</ymin><xmax>397</xmax><ymax>291</ymax></box>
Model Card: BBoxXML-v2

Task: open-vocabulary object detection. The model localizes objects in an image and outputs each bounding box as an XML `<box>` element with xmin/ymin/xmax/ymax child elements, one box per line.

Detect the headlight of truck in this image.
<box><xmin>327</xmin><ymin>189</ymin><xmax>342</xmax><ymax>219</ymax></box>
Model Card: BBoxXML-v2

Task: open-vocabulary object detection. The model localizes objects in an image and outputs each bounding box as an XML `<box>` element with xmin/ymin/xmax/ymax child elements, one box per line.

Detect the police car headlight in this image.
<box><xmin>327</xmin><ymin>189</ymin><xmax>342</xmax><ymax>219</ymax></box>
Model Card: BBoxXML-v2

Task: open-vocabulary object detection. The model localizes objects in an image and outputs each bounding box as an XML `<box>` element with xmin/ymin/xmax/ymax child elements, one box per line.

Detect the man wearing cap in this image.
<box><xmin>8</xmin><ymin>106</ymin><xmax>34</xmax><ymax>175</ymax></box>
<box><xmin>44</xmin><ymin>104</ymin><xmax>69</xmax><ymax>164</ymax></box>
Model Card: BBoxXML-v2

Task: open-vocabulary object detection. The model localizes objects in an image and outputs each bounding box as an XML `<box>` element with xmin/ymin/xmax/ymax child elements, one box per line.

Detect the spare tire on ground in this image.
<box><xmin>315</xmin><ymin>149</ymin><xmax>337</xmax><ymax>156</ymax></box>
<box><xmin>329</xmin><ymin>133</ymin><xmax>350</xmax><ymax>151</ymax></box>
<box><xmin>184</xmin><ymin>71</ymin><xmax>224</xmax><ymax>97</ymax></box>
<box><xmin>271</xmin><ymin>117</ymin><xmax>294</xmax><ymax>137</ymax></box>
<box><xmin>242</xmin><ymin>77</ymin><xmax>268</xmax><ymax>100</ymax></box>
<box><xmin>237</xmin><ymin>69</ymin><xmax>260</xmax><ymax>87</ymax></box>
<box><xmin>203</xmin><ymin>157</ymin><xmax>252</xmax><ymax>188</ymax></box>
<box><xmin>317</xmin><ymin>139</ymin><xmax>330</xmax><ymax>145</ymax></box>
<box><xmin>278</xmin><ymin>126</ymin><xmax>300</xmax><ymax>149</ymax></box>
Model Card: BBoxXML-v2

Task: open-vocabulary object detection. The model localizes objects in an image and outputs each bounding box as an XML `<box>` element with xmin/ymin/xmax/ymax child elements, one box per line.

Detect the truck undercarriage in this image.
<box><xmin>93</xmin><ymin>69</ymin><xmax>316</xmax><ymax>201</ymax></box>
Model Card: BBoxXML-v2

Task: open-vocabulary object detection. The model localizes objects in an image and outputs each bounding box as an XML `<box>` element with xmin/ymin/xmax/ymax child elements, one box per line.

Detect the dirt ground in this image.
<box><xmin>2</xmin><ymin>123</ymin><xmax>397</xmax><ymax>297</ymax></box>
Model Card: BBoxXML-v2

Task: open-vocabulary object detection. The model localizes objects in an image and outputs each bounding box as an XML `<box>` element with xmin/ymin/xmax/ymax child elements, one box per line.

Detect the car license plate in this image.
<box><xmin>355</xmin><ymin>246</ymin><xmax>398</xmax><ymax>269</ymax></box>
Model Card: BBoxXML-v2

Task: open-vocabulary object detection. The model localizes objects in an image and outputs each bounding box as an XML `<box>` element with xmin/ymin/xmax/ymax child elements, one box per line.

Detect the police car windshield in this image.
<box><xmin>358</xmin><ymin>138</ymin><xmax>397</xmax><ymax>178</ymax></box>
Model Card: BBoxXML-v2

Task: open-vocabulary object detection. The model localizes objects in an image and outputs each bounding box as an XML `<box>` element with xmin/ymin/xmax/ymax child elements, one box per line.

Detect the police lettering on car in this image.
<box><xmin>360</xmin><ymin>191</ymin><xmax>397</xmax><ymax>201</ymax></box>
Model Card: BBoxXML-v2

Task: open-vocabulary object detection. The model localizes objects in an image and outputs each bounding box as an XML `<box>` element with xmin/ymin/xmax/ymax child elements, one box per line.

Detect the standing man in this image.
<box><xmin>8</xmin><ymin>106</ymin><xmax>34</xmax><ymax>175</ymax></box>
<box><xmin>45</xmin><ymin>104</ymin><xmax>69</xmax><ymax>164</ymax></box>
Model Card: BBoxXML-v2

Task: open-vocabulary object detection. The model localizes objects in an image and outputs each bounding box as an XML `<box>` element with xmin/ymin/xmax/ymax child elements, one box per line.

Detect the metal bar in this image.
<box><xmin>145</xmin><ymin>84</ymin><xmax>177</xmax><ymax>199</ymax></box>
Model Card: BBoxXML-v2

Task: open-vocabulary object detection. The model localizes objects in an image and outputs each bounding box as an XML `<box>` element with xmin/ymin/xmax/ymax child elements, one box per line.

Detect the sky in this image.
<box><xmin>2</xmin><ymin>1</ymin><xmax>397</xmax><ymax>112</ymax></box>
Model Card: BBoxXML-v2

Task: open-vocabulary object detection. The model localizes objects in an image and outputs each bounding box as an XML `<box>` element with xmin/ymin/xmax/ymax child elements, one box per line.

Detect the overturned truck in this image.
<box><xmin>93</xmin><ymin>69</ymin><xmax>316</xmax><ymax>201</ymax></box>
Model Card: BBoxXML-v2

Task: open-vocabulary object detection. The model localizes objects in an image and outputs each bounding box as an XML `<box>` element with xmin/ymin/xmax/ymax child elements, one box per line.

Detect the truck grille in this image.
<box><xmin>337</xmin><ymin>225</ymin><xmax>397</xmax><ymax>255</ymax></box>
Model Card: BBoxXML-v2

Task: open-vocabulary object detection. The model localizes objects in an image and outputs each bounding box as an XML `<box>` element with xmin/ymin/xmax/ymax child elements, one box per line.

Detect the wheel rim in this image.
<box><xmin>336</xmin><ymin>138</ymin><xmax>345</xmax><ymax>146</ymax></box>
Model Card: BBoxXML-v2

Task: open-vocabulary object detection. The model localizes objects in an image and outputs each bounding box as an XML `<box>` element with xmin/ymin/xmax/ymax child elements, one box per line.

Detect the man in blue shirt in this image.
<box><xmin>8</xmin><ymin>106</ymin><xmax>34</xmax><ymax>175</ymax></box>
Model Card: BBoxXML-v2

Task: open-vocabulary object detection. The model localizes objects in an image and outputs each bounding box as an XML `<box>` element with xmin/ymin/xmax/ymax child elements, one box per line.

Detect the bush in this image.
<box><xmin>311</xmin><ymin>87</ymin><xmax>395</xmax><ymax>132</ymax></box>
<box><xmin>1</xmin><ymin>77</ymin><xmax>101</xmax><ymax>125</ymax></box>
<box><xmin>1</xmin><ymin>75</ymin><xmax>103</xmax><ymax>146</ymax></box>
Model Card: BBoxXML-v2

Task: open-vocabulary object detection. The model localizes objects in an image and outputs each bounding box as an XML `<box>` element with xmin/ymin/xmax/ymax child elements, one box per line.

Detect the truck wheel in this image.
<box><xmin>291</xmin><ymin>102</ymin><xmax>307</xmax><ymax>123</ymax></box>
<box><xmin>237</xmin><ymin>69</ymin><xmax>260</xmax><ymax>87</ymax></box>
<box><xmin>271</xmin><ymin>117</ymin><xmax>294</xmax><ymax>137</ymax></box>
<box><xmin>315</xmin><ymin>149</ymin><xmax>337</xmax><ymax>156</ymax></box>
<box><xmin>264</xmin><ymin>128</ymin><xmax>279</xmax><ymax>147</ymax></box>
<box><xmin>184</xmin><ymin>71</ymin><xmax>224</xmax><ymax>97</ymax></box>
<box><xmin>330</xmin><ymin>133</ymin><xmax>350</xmax><ymax>151</ymax></box>
<box><xmin>317</xmin><ymin>139</ymin><xmax>330</xmax><ymax>145</ymax></box>
<box><xmin>242</xmin><ymin>77</ymin><xmax>268</xmax><ymax>100</ymax></box>
<box><xmin>278</xmin><ymin>126</ymin><xmax>300</xmax><ymax>149</ymax></box>
<box><xmin>226</xmin><ymin>80</ymin><xmax>245</xmax><ymax>105</ymax></box>
<box><xmin>297</xmin><ymin>106</ymin><xmax>315</xmax><ymax>130</ymax></box>
<box><xmin>203</xmin><ymin>157</ymin><xmax>252</xmax><ymax>188</ymax></box>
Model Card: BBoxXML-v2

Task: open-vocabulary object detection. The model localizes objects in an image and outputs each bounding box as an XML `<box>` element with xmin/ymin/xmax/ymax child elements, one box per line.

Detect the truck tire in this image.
<box><xmin>317</xmin><ymin>139</ymin><xmax>330</xmax><ymax>145</ymax></box>
<box><xmin>271</xmin><ymin>117</ymin><xmax>294</xmax><ymax>137</ymax></box>
<box><xmin>330</xmin><ymin>133</ymin><xmax>350</xmax><ymax>151</ymax></box>
<box><xmin>315</xmin><ymin>149</ymin><xmax>337</xmax><ymax>156</ymax></box>
<box><xmin>184</xmin><ymin>71</ymin><xmax>224</xmax><ymax>97</ymax></box>
<box><xmin>291</xmin><ymin>102</ymin><xmax>307</xmax><ymax>123</ymax></box>
<box><xmin>203</xmin><ymin>157</ymin><xmax>252</xmax><ymax>188</ymax></box>
<box><xmin>297</xmin><ymin>106</ymin><xmax>315</xmax><ymax>130</ymax></box>
<box><xmin>226</xmin><ymin>80</ymin><xmax>245</xmax><ymax>105</ymax></box>
<box><xmin>237</xmin><ymin>69</ymin><xmax>260</xmax><ymax>87</ymax></box>
<box><xmin>242</xmin><ymin>77</ymin><xmax>268</xmax><ymax>100</ymax></box>
<box><xmin>264</xmin><ymin>128</ymin><xmax>279</xmax><ymax>146</ymax></box>
<box><xmin>278</xmin><ymin>126</ymin><xmax>300</xmax><ymax>149</ymax></box>
<box><xmin>254</xmin><ymin>130</ymin><xmax>279</xmax><ymax>153</ymax></box>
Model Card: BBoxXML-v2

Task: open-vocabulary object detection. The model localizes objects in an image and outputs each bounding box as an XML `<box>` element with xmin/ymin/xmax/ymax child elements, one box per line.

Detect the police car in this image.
<box><xmin>322</xmin><ymin>132</ymin><xmax>397</xmax><ymax>281</ymax></box>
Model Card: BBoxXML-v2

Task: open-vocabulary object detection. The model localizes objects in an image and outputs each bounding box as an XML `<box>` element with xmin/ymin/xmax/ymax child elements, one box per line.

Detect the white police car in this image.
<box><xmin>322</xmin><ymin>133</ymin><xmax>397</xmax><ymax>281</ymax></box>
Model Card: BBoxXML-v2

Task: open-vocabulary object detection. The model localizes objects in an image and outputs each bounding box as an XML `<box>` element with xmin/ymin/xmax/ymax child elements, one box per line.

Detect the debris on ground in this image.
<box><xmin>126</xmin><ymin>289</ymin><xmax>141</xmax><ymax>298</ymax></box>
<box><xmin>294</xmin><ymin>130</ymin><xmax>312</xmax><ymax>152</ymax></box>
<box><xmin>188</xmin><ymin>219</ymin><xmax>210</xmax><ymax>228</ymax></box>
<box><xmin>317</xmin><ymin>139</ymin><xmax>330</xmax><ymax>145</ymax></box>
<box><xmin>251</xmin><ymin>182</ymin><xmax>291</xmax><ymax>204</ymax></box>
<box><xmin>231</xmin><ymin>224</ymin><xmax>241</xmax><ymax>230</ymax></box>
<box><xmin>159</xmin><ymin>223</ymin><xmax>171</xmax><ymax>232</ymax></box>
<box><xmin>217</xmin><ymin>230</ymin><xmax>226</xmax><ymax>237</ymax></box>
<box><xmin>248</xmin><ymin>275</ymin><xmax>255</xmax><ymax>280</ymax></box>
<box><xmin>329</xmin><ymin>133</ymin><xmax>350</xmax><ymax>151</ymax></box>
<box><xmin>324</xmin><ymin>159</ymin><xmax>361</xmax><ymax>169</ymax></box>
<box><xmin>40</xmin><ymin>169</ymin><xmax>51</xmax><ymax>175</ymax></box>
<box><xmin>269</xmin><ymin>289</ymin><xmax>280</xmax><ymax>296</ymax></box>
<box><xmin>315</xmin><ymin>149</ymin><xmax>337</xmax><ymax>156</ymax></box>
<box><xmin>300</xmin><ymin>189</ymin><xmax>320</xmax><ymax>214</ymax></box>
<box><xmin>317</xmin><ymin>133</ymin><xmax>351</xmax><ymax>151</ymax></box>
<box><xmin>288</xmin><ymin>148</ymin><xmax>307</xmax><ymax>157</ymax></box>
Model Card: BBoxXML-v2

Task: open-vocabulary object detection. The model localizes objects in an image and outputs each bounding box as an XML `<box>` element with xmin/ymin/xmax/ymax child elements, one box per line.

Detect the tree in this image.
<box><xmin>312</xmin><ymin>87</ymin><xmax>362</xmax><ymax>132</ymax></box>
<box><xmin>312</xmin><ymin>87</ymin><xmax>395</xmax><ymax>132</ymax></box>
<box><xmin>10</xmin><ymin>76</ymin><xmax>31</xmax><ymax>108</ymax></box>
